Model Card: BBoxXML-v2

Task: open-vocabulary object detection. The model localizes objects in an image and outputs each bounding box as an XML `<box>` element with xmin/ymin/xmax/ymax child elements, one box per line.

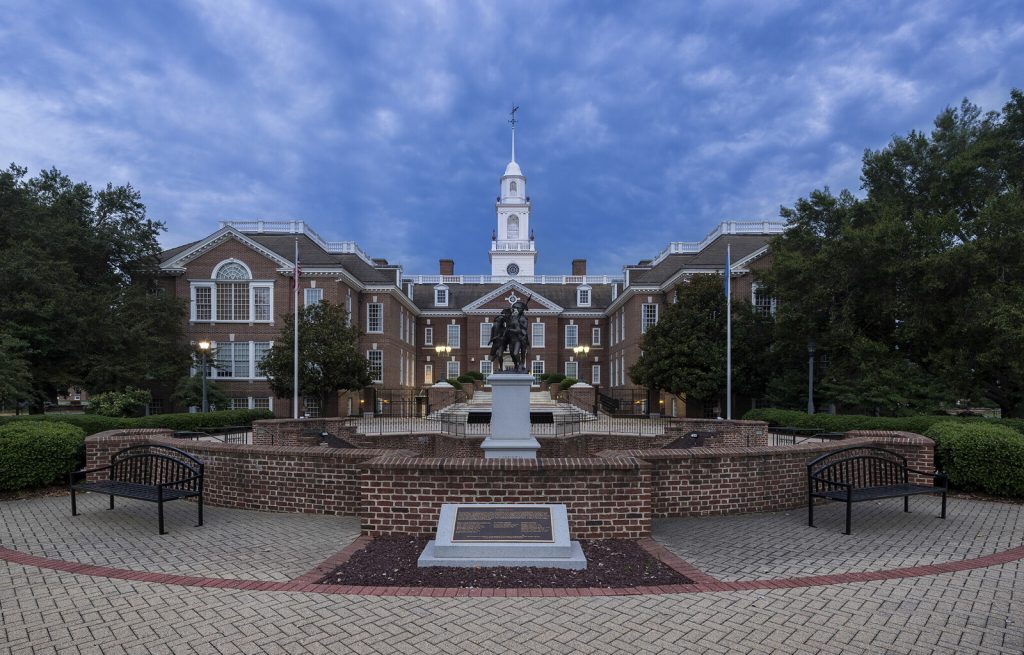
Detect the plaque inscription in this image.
<box><xmin>451</xmin><ymin>507</ymin><xmax>554</xmax><ymax>543</ymax></box>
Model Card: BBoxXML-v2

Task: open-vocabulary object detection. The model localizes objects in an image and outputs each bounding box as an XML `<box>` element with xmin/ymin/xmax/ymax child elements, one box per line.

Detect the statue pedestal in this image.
<box><xmin>481</xmin><ymin>372</ymin><xmax>540</xmax><ymax>459</ymax></box>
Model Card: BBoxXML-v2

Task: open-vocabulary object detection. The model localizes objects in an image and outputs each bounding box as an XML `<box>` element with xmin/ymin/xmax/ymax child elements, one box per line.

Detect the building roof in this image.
<box><xmin>409</xmin><ymin>281</ymin><xmax>614</xmax><ymax>312</ymax></box>
<box><xmin>629</xmin><ymin>234</ymin><xmax>771</xmax><ymax>285</ymax></box>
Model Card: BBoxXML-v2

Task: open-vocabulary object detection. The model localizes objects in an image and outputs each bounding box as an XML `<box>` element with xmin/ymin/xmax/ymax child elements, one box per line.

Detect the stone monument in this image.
<box><xmin>480</xmin><ymin>297</ymin><xmax>540</xmax><ymax>458</ymax></box>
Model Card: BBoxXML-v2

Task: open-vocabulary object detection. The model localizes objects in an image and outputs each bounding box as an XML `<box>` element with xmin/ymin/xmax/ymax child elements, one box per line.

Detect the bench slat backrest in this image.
<box><xmin>109</xmin><ymin>445</ymin><xmax>203</xmax><ymax>492</ymax></box>
<box><xmin>808</xmin><ymin>446</ymin><xmax>908</xmax><ymax>492</ymax></box>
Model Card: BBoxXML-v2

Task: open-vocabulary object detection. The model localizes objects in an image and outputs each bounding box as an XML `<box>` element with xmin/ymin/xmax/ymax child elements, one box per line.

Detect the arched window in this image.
<box><xmin>509</xmin><ymin>181</ymin><xmax>518</xmax><ymax>194</ymax></box>
<box><xmin>214</xmin><ymin>261</ymin><xmax>251</xmax><ymax>280</ymax></box>
<box><xmin>507</xmin><ymin>215</ymin><xmax>520</xmax><ymax>240</ymax></box>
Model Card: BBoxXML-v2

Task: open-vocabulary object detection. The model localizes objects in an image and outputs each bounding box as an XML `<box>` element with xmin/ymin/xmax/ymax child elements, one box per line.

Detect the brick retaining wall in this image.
<box><xmin>664</xmin><ymin>419</ymin><xmax>769</xmax><ymax>448</ymax></box>
<box><xmin>359</xmin><ymin>456</ymin><xmax>652</xmax><ymax>539</ymax></box>
<box><xmin>253</xmin><ymin>418</ymin><xmax>365</xmax><ymax>447</ymax></box>
<box><xmin>602</xmin><ymin>432</ymin><xmax>935</xmax><ymax>518</ymax></box>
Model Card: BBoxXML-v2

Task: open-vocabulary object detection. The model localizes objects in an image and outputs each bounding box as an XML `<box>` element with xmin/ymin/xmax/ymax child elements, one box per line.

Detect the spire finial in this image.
<box><xmin>509</xmin><ymin>104</ymin><xmax>519</xmax><ymax>162</ymax></box>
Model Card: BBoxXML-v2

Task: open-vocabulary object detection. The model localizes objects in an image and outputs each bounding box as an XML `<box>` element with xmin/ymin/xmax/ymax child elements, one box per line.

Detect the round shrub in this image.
<box><xmin>559</xmin><ymin>377</ymin><xmax>579</xmax><ymax>390</ymax></box>
<box><xmin>463</xmin><ymin>371</ymin><xmax>485</xmax><ymax>381</ymax></box>
<box><xmin>0</xmin><ymin>422</ymin><xmax>86</xmax><ymax>491</ymax></box>
<box><xmin>456</xmin><ymin>374</ymin><xmax>476</xmax><ymax>385</ymax></box>
<box><xmin>547</xmin><ymin>373</ymin><xmax>565</xmax><ymax>384</ymax></box>
<box><xmin>445</xmin><ymin>378</ymin><xmax>463</xmax><ymax>390</ymax></box>
<box><xmin>925</xmin><ymin>422</ymin><xmax>1024</xmax><ymax>498</ymax></box>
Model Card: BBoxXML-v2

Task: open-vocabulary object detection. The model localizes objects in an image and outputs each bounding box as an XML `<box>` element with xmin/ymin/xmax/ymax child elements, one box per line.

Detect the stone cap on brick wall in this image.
<box><xmin>844</xmin><ymin>430</ymin><xmax>935</xmax><ymax>446</ymax></box>
<box><xmin>362</xmin><ymin>456</ymin><xmax>651</xmax><ymax>471</ymax></box>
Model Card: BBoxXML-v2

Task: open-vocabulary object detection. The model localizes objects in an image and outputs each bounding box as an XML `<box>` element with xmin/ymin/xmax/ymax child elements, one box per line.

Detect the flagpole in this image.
<box><xmin>293</xmin><ymin>238</ymin><xmax>300</xmax><ymax>419</ymax></box>
<box><xmin>725</xmin><ymin>243</ymin><xmax>732</xmax><ymax>420</ymax></box>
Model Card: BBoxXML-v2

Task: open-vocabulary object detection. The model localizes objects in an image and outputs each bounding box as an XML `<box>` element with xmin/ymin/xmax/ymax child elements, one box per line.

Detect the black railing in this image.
<box><xmin>768</xmin><ymin>427</ymin><xmax>845</xmax><ymax>446</ymax></box>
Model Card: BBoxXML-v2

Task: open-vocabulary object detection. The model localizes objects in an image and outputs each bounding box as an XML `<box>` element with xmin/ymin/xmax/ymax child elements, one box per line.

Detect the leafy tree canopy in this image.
<box><xmin>759</xmin><ymin>89</ymin><xmax>1024</xmax><ymax>416</ymax></box>
<box><xmin>0</xmin><ymin>165</ymin><xmax>191</xmax><ymax>411</ymax></box>
<box><xmin>258</xmin><ymin>301</ymin><xmax>371</xmax><ymax>407</ymax></box>
<box><xmin>629</xmin><ymin>274</ymin><xmax>773</xmax><ymax>404</ymax></box>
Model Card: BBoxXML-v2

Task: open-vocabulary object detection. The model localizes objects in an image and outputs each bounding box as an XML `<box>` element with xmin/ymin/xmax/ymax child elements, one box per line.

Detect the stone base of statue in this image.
<box><xmin>481</xmin><ymin>372</ymin><xmax>540</xmax><ymax>459</ymax></box>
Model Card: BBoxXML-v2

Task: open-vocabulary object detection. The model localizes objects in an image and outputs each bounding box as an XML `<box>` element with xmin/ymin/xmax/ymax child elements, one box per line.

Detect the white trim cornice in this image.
<box><xmin>161</xmin><ymin>227</ymin><xmax>294</xmax><ymax>271</ymax></box>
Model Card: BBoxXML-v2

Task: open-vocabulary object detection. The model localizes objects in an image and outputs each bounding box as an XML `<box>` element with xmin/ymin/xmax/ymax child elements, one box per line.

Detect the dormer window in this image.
<box><xmin>434</xmin><ymin>285</ymin><xmax>449</xmax><ymax>307</ymax></box>
<box><xmin>576</xmin><ymin>285</ymin><xmax>591</xmax><ymax>307</ymax></box>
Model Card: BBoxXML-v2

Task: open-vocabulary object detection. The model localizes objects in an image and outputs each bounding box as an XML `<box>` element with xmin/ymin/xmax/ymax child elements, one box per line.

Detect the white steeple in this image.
<box><xmin>490</xmin><ymin>105</ymin><xmax>536</xmax><ymax>278</ymax></box>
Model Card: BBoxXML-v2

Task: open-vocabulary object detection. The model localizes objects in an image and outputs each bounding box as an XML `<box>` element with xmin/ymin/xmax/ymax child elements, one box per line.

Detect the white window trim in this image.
<box><xmin>447</xmin><ymin>323</ymin><xmax>461</xmax><ymax>348</ymax></box>
<box><xmin>367</xmin><ymin>349</ymin><xmax>384</xmax><ymax>383</ymax></box>
<box><xmin>642</xmin><ymin>303</ymin><xmax>659</xmax><ymax>334</ymax></box>
<box><xmin>434</xmin><ymin>285</ymin><xmax>449</xmax><ymax>307</ymax></box>
<box><xmin>592</xmin><ymin>364</ymin><xmax>601</xmax><ymax>385</ymax></box>
<box><xmin>446</xmin><ymin>359</ymin><xmax>460</xmax><ymax>379</ymax></box>
<box><xmin>576</xmin><ymin>285</ymin><xmax>592</xmax><ymax>307</ymax></box>
<box><xmin>424</xmin><ymin>364</ymin><xmax>433</xmax><ymax>385</ymax></box>
<box><xmin>366</xmin><ymin>303</ymin><xmax>383</xmax><ymax>333</ymax></box>
<box><xmin>592</xmin><ymin>327</ymin><xmax>601</xmax><ymax>346</ymax></box>
<box><xmin>424</xmin><ymin>326</ymin><xmax>433</xmax><ymax>346</ymax></box>
<box><xmin>565</xmin><ymin>324</ymin><xmax>579</xmax><ymax>349</ymax></box>
<box><xmin>564</xmin><ymin>361</ymin><xmax>578</xmax><ymax>379</ymax></box>
<box><xmin>304</xmin><ymin>287</ymin><xmax>324</xmax><ymax>308</ymax></box>
<box><xmin>532</xmin><ymin>322</ymin><xmax>545</xmax><ymax>348</ymax></box>
<box><xmin>480</xmin><ymin>322</ymin><xmax>493</xmax><ymax>348</ymax></box>
<box><xmin>190</xmin><ymin>282</ymin><xmax>274</xmax><ymax>324</ymax></box>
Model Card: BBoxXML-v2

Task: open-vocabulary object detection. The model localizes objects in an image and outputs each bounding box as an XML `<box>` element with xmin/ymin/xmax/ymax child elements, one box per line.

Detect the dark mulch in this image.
<box><xmin>0</xmin><ymin>485</ymin><xmax>69</xmax><ymax>502</ymax></box>
<box><xmin>318</xmin><ymin>536</ymin><xmax>693</xmax><ymax>588</ymax></box>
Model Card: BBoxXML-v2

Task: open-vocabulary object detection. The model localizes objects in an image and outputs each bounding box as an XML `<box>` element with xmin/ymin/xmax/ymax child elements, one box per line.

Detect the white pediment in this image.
<box><xmin>160</xmin><ymin>227</ymin><xmax>294</xmax><ymax>271</ymax></box>
<box><xmin>461</xmin><ymin>281</ymin><xmax>564</xmax><ymax>314</ymax></box>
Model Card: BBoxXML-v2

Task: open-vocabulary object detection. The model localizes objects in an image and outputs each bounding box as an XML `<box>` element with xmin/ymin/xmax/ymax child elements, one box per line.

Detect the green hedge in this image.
<box><xmin>925</xmin><ymin>422</ymin><xmax>1024</xmax><ymax>498</ymax></box>
<box><xmin>741</xmin><ymin>408</ymin><xmax>955</xmax><ymax>434</ymax></box>
<box><xmin>0</xmin><ymin>422</ymin><xmax>87</xmax><ymax>491</ymax></box>
<box><xmin>742</xmin><ymin>408</ymin><xmax>1024</xmax><ymax>438</ymax></box>
<box><xmin>0</xmin><ymin>409</ymin><xmax>273</xmax><ymax>436</ymax></box>
<box><xmin>559</xmin><ymin>377</ymin><xmax>580</xmax><ymax>390</ymax></box>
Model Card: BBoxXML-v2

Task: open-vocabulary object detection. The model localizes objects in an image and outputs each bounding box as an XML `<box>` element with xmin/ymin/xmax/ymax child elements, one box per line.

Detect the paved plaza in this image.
<box><xmin>2</xmin><ymin>493</ymin><xmax>1023</xmax><ymax>654</ymax></box>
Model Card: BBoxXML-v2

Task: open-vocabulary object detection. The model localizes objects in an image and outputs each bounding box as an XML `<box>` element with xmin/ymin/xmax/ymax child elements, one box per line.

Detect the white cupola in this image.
<box><xmin>490</xmin><ymin>106</ymin><xmax>536</xmax><ymax>278</ymax></box>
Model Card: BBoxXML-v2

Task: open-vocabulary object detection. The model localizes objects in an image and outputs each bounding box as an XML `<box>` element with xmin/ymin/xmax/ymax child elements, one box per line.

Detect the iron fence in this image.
<box><xmin>768</xmin><ymin>427</ymin><xmax>845</xmax><ymax>446</ymax></box>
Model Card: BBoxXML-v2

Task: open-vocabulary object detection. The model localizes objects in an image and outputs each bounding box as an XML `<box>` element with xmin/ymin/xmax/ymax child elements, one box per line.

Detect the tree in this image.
<box><xmin>0</xmin><ymin>332</ymin><xmax>33</xmax><ymax>411</ymax></box>
<box><xmin>258</xmin><ymin>301</ymin><xmax>371</xmax><ymax>411</ymax></box>
<box><xmin>171</xmin><ymin>374</ymin><xmax>230</xmax><ymax>411</ymax></box>
<box><xmin>629</xmin><ymin>274</ymin><xmax>773</xmax><ymax>408</ymax></box>
<box><xmin>0</xmin><ymin>165</ymin><xmax>191</xmax><ymax>411</ymax></box>
<box><xmin>760</xmin><ymin>90</ymin><xmax>1024</xmax><ymax>415</ymax></box>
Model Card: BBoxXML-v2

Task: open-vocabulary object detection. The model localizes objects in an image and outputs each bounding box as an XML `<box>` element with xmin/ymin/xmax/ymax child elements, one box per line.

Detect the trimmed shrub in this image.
<box><xmin>0</xmin><ymin>422</ymin><xmax>86</xmax><ymax>491</ymax></box>
<box><xmin>925</xmin><ymin>422</ymin><xmax>1024</xmax><ymax>498</ymax></box>
<box><xmin>559</xmin><ymin>377</ymin><xmax>579</xmax><ymax>390</ymax></box>
<box><xmin>463</xmin><ymin>371</ymin><xmax>485</xmax><ymax>381</ymax></box>
<box><xmin>0</xmin><ymin>409</ymin><xmax>273</xmax><ymax>436</ymax></box>
<box><xmin>547</xmin><ymin>373</ymin><xmax>565</xmax><ymax>384</ymax></box>
<box><xmin>742</xmin><ymin>408</ymin><xmax>1024</xmax><ymax>438</ymax></box>
<box><xmin>456</xmin><ymin>374</ymin><xmax>476</xmax><ymax>385</ymax></box>
<box><xmin>445</xmin><ymin>378</ymin><xmax>463</xmax><ymax>390</ymax></box>
<box><xmin>537</xmin><ymin>373</ymin><xmax>551</xmax><ymax>382</ymax></box>
<box><xmin>86</xmin><ymin>387</ymin><xmax>152</xmax><ymax>417</ymax></box>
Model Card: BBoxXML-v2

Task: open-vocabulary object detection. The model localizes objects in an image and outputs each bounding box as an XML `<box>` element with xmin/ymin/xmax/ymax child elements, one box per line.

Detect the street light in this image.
<box><xmin>435</xmin><ymin>345</ymin><xmax>452</xmax><ymax>378</ymax></box>
<box><xmin>573</xmin><ymin>344</ymin><xmax>590</xmax><ymax>382</ymax></box>
<box><xmin>197</xmin><ymin>340</ymin><xmax>211</xmax><ymax>413</ymax></box>
<box><xmin>807</xmin><ymin>338</ymin><xmax>816</xmax><ymax>415</ymax></box>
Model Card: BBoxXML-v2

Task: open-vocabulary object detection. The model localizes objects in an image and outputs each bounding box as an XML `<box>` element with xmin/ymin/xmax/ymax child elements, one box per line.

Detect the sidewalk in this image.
<box><xmin>2</xmin><ymin>493</ymin><xmax>1022</xmax><ymax>654</ymax></box>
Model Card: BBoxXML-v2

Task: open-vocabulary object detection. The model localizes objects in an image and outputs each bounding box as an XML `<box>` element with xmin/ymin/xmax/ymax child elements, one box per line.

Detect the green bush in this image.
<box><xmin>925</xmin><ymin>422</ymin><xmax>1024</xmax><ymax>498</ymax></box>
<box><xmin>0</xmin><ymin>422</ymin><xmax>86</xmax><ymax>491</ymax></box>
<box><xmin>547</xmin><ymin>373</ymin><xmax>565</xmax><ymax>384</ymax></box>
<box><xmin>86</xmin><ymin>387</ymin><xmax>153</xmax><ymax>417</ymax></box>
<box><xmin>463</xmin><ymin>371</ymin><xmax>485</xmax><ymax>381</ymax></box>
<box><xmin>456</xmin><ymin>374</ymin><xmax>476</xmax><ymax>385</ymax></box>
<box><xmin>444</xmin><ymin>378</ymin><xmax>463</xmax><ymax>390</ymax></box>
<box><xmin>742</xmin><ymin>408</ymin><xmax>953</xmax><ymax>434</ymax></box>
<box><xmin>559</xmin><ymin>377</ymin><xmax>580</xmax><ymax>390</ymax></box>
<box><xmin>537</xmin><ymin>373</ymin><xmax>551</xmax><ymax>382</ymax></box>
<box><xmin>0</xmin><ymin>409</ymin><xmax>273</xmax><ymax>436</ymax></box>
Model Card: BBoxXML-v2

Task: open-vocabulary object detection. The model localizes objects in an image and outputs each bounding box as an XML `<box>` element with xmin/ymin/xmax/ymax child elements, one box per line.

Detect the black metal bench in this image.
<box><xmin>70</xmin><ymin>445</ymin><xmax>204</xmax><ymax>535</ymax></box>
<box><xmin>807</xmin><ymin>446</ymin><xmax>947</xmax><ymax>535</ymax></box>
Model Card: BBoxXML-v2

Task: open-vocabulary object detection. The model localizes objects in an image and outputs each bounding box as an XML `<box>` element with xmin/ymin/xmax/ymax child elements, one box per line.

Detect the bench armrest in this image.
<box><xmin>808</xmin><ymin>475</ymin><xmax>852</xmax><ymax>491</ymax></box>
<box><xmin>906</xmin><ymin>468</ymin><xmax>948</xmax><ymax>488</ymax></box>
<box><xmin>69</xmin><ymin>464</ymin><xmax>112</xmax><ymax>483</ymax></box>
<box><xmin>158</xmin><ymin>474</ymin><xmax>203</xmax><ymax>489</ymax></box>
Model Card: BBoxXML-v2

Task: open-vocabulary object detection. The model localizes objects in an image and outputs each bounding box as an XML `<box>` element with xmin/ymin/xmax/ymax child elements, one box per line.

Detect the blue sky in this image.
<box><xmin>2</xmin><ymin>1</ymin><xmax>1022</xmax><ymax>275</ymax></box>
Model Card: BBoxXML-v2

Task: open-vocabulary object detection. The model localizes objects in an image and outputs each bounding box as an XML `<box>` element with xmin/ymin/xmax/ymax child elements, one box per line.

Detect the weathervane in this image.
<box><xmin>509</xmin><ymin>104</ymin><xmax>519</xmax><ymax>129</ymax></box>
<box><xmin>509</xmin><ymin>105</ymin><xmax>519</xmax><ymax>161</ymax></box>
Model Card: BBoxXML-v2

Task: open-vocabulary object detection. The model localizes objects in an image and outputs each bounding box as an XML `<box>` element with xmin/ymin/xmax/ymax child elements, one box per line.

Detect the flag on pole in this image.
<box><xmin>725</xmin><ymin>243</ymin><xmax>732</xmax><ymax>420</ymax></box>
<box><xmin>293</xmin><ymin>239</ymin><xmax>300</xmax><ymax>418</ymax></box>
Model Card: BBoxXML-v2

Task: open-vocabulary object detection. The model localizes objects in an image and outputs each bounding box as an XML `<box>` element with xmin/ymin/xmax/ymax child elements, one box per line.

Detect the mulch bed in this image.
<box><xmin>318</xmin><ymin>536</ymin><xmax>693</xmax><ymax>588</ymax></box>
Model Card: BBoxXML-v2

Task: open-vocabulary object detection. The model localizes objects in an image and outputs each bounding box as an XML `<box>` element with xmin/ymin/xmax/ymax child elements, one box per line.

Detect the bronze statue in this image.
<box><xmin>488</xmin><ymin>296</ymin><xmax>531</xmax><ymax>372</ymax></box>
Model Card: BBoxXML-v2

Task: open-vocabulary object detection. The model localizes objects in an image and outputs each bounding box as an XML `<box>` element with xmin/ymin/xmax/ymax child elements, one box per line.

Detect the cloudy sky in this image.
<box><xmin>3</xmin><ymin>0</ymin><xmax>1022</xmax><ymax>275</ymax></box>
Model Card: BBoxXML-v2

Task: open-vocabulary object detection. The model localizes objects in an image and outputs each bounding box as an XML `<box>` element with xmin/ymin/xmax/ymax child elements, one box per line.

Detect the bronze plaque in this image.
<box><xmin>451</xmin><ymin>507</ymin><xmax>554</xmax><ymax>543</ymax></box>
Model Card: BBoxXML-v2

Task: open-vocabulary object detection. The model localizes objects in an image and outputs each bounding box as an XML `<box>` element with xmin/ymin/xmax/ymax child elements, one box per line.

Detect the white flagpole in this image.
<box><xmin>726</xmin><ymin>243</ymin><xmax>732</xmax><ymax>420</ymax></box>
<box><xmin>293</xmin><ymin>238</ymin><xmax>300</xmax><ymax>419</ymax></box>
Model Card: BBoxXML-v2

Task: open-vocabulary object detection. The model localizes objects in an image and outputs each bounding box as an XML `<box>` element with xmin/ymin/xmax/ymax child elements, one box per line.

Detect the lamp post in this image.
<box><xmin>198</xmin><ymin>340</ymin><xmax>211</xmax><ymax>413</ymax></box>
<box><xmin>807</xmin><ymin>338</ymin><xmax>816</xmax><ymax>415</ymax></box>
<box><xmin>572</xmin><ymin>344</ymin><xmax>590</xmax><ymax>382</ymax></box>
<box><xmin>435</xmin><ymin>345</ymin><xmax>452</xmax><ymax>379</ymax></box>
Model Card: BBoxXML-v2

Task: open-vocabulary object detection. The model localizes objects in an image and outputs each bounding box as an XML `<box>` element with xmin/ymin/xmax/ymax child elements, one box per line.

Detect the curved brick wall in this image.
<box><xmin>83</xmin><ymin>429</ymin><xmax>934</xmax><ymax>537</ymax></box>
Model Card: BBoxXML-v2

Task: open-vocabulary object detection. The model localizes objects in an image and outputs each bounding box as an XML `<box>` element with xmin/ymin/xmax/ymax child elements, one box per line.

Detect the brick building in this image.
<box><xmin>157</xmin><ymin>138</ymin><xmax>783</xmax><ymax>417</ymax></box>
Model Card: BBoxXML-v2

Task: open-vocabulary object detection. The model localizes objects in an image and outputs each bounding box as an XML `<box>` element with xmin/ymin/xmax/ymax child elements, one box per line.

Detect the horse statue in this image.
<box><xmin>487</xmin><ymin>297</ymin><xmax>531</xmax><ymax>372</ymax></box>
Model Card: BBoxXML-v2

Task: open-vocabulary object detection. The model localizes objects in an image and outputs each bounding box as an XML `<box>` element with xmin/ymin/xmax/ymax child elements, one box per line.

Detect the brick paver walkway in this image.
<box><xmin>2</xmin><ymin>493</ymin><xmax>1023</xmax><ymax>653</ymax></box>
